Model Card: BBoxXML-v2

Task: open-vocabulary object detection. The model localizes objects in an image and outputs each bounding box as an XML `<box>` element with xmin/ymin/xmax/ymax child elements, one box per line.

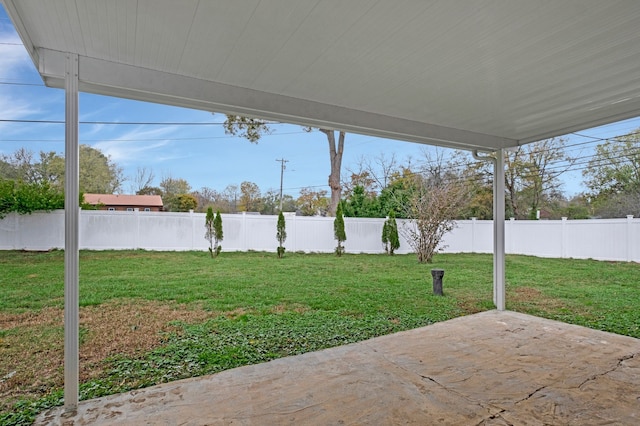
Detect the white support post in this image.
<box><xmin>64</xmin><ymin>53</ymin><xmax>80</xmax><ymax>414</ymax></box>
<box><xmin>494</xmin><ymin>149</ymin><xmax>506</xmax><ymax>311</ymax></box>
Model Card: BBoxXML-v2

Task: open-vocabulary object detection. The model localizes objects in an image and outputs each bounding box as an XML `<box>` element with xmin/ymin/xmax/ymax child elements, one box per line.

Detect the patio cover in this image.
<box><xmin>4</xmin><ymin>0</ymin><xmax>640</xmax><ymax>414</ymax></box>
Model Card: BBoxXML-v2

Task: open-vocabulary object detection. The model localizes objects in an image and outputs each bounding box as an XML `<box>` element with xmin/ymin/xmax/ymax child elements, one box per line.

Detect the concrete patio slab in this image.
<box><xmin>37</xmin><ymin>310</ymin><xmax>640</xmax><ymax>425</ymax></box>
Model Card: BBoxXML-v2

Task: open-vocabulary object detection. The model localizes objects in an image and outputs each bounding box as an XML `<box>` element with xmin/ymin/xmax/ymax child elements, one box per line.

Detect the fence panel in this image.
<box><xmin>1</xmin><ymin>211</ymin><xmax>638</xmax><ymax>262</ymax></box>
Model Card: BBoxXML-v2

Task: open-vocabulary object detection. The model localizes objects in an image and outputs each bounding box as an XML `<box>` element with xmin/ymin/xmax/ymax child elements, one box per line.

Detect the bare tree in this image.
<box><xmin>400</xmin><ymin>150</ymin><xmax>469</xmax><ymax>263</ymax></box>
<box><xmin>401</xmin><ymin>176</ymin><xmax>468</xmax><ymax>263</ymax></box>
<box><xmin>130</xmin><ymin>166</ymin><xmax>155</xmax><ymax>194</ymax></box>
<box><xmin>504</xmin><ymin>138</ymin><xmax>574</xmax><ymax>219</ymax></box>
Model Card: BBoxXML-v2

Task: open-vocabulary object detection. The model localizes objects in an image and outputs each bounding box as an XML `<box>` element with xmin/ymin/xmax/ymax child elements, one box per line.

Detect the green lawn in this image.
<box><xmin>1</xmin><ymin>250</ymin><xmax>639</xmax><ymax>425</ymax></box>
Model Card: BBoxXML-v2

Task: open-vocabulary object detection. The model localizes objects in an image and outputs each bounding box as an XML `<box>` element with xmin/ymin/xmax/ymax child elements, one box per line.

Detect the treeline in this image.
<box><xmin>2</xmin><ymin>129</ymin><xmax>639</xmax><ymax>219</ymax></box>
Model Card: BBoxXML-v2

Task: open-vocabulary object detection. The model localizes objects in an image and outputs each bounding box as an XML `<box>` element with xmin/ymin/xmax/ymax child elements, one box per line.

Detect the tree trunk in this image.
<box><xmin>321</xmin><ymin>129</ymin><xmax>345</xmax><ymax>216</ymax></box>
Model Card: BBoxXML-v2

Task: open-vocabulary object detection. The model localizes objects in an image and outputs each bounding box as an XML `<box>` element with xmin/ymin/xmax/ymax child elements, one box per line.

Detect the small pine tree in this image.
<box><xmin>213</xmin><ymin>210</ymin><xmax>223</xmax><ymax>256</ymax></box>
<box><xmin>382</xmin><ymin>210</ymin><xmax>400</xmax><ymax>255</ymax></box>
<box><xmin>334</xmin><ymin>202</ymin><xmax>346</xmax><ymax>256</ymax></box>
<box><xmin>382</xmin><ymin>219</ymin><xmax>390</xmax><ymax>254</ymax></box>
<box><xmin>276</xmin><ymin>211</ymin><xmax>287</xmax><ymax>258</ymax></box>
<box><xmin>204</xmin><ymin>207</ymin><xmax>215</xmax><ymax>257</ymax></box>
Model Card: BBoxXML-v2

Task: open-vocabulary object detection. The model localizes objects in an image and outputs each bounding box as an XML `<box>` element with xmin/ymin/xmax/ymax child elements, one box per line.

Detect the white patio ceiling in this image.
<box><xmin>5</xmin><ymin>0</ymin><xmax>640</xmax><ymax>151</ymax></box>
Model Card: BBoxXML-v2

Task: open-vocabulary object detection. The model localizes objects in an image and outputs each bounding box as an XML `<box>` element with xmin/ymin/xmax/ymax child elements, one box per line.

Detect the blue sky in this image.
<box><xmin>2</xmin><ymin>5</ymin><xmax>639</xmax><ymax>198</ymax></box>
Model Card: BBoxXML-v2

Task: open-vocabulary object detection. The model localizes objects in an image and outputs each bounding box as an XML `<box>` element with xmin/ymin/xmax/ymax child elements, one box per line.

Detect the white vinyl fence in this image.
<box><xmin>0</xmin><ymin>210</ymin><xmax>638</xmax><ymax>262</ymax></box>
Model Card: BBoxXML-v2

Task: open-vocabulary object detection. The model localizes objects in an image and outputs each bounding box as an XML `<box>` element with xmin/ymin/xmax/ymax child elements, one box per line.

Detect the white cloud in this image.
<box><xmin>92</xmin><ymin>126</ymin><xmax>183</xmax><ymax>164</ymax></box>
<box><xmin>0</xmin><ymin>31</ymin><xmax>34</xmax><ymax>81</ymax></box>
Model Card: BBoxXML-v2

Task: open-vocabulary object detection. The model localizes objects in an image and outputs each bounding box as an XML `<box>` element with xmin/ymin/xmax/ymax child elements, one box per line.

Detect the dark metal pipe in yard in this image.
<box><xmin>431</xmin><ymin>269</ymin><xmax>444</xmax><ymax>296</ymax></box>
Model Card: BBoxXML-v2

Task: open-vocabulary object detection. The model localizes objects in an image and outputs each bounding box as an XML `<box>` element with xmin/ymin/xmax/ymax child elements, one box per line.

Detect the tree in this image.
<box><xmin>0</xmin><ymin>178</ymin><xmax>65</xmax><ymax>218</ymax></box>
<box><xmin>381</xmin><ymin>210</ymin><xmax>400</xmax><ymax>255</ymax></box>
<box><xmin>333</xmin><ymin>202</ymin><xmax>346</xmax><ymax>256</ymax></box>
<box><xmin>239</xmin><ymin>181</ymin><xmax>262</xmax><ymax>212</ymax></box>
<box><xmin>192</xmin><ymin>186</ymin><xmax>221</xmax><ymax>213</ymax></box>
<box><xmin>260</xmin><ymin>189</ymin><xmax>296</xmax><ymax>215</ymax></box>
<box><xmin>401</xmin><ymin>173</ymin><xmax>468</xmax><ymax>264</ymax></box>
<box><xmin>342</xmin><ymin>185</ymin><xmax>380</xmax><ymax>217</ymax></box>
<box><xmin>1</xmin><ymin>145</ymin><xmax>123</xmax><ymax>194</ymax></box>
<box><xmin>582</xmin><ymin>129</ymin><xmax>640</xmax><ymax>217</ymax></box>
<box><xmin>377</xmin><ymin>167</ymin><xmax>419</xmax><ymax>219</ymax></box>
<box><xmin>504</xmin><ymin>138</ymin><xmax>574</xmax><ymax>219</ymax></box>
<box><xmin>320</xmin><ymin>128</ymin><xmax>345</xmax><ymax>216</ymax></box>
<box><xmin>347</xmin><ymin>153</ymin><xmax>401</xmax><ymax>193</ymax></box>
<box><xmin>222</xmin><ymin>184</ymin><xmax>240</xmax><ymax>213</ymax></box>
<box><xmin>130</xmin><ymin>166</ymin><xmax>155</xmax><ymax>194</ymax></box>
<box><xmin>159</xmin><ymin>176</ymin><xmax>191</xmax><ymax>196</ymax></box>
<box><xmin>208</xmin><ymin>210</ymin><xmax>223</xmax><ymax>256</ymax></box>
<box><xmin>223</xmin><ymin>115</ymin><xmax>346</xmax><ymax>216</ymax></box>
<box><xmin>159</xmin><ymin>176</ymin><xmax>192</xmax><ymax>212</ymax></box>
<box><xmin>175</xmin><ymin>193</ymin><xmax>198</xmax><ymax>212</ymax></box>
<box><xmin>204</xmin><ymin>207</ymin><xmax>216</xmax><ymax>257</ymax></box>
<box><xmin>276</xmin><ymin>211</ymin><xmax>287</xmax><ymax>258</ymax></box>
<box><xmin>297</xmin><ymin>187</ymin><xmax>329</xmax><ymax>216</ymax></box>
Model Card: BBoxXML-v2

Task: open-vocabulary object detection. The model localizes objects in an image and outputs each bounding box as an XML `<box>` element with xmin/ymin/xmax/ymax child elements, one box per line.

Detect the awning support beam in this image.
<box><xmin>64</xmin><ymin>52</ymin><xmax>80</xmax><ymax>414</ymax></box>
<box><xmin>472</xmin><ymin>149</ymin><xmax>506</xmax><ymax>311</ymax></box>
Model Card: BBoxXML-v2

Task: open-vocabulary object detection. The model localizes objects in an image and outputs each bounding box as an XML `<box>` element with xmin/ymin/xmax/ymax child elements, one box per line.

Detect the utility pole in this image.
<box><xmin>276</xmin><ymin>158</ymin><xmax>289</xmax><ymax>211</ymax></box>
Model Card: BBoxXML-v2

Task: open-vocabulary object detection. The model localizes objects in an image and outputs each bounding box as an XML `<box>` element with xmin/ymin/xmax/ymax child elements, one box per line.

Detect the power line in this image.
<box><xmin>0</xmin><ymin>118</ymin><xmax>227</xmax><ymax>126</ymax></box>
<box><xmin>0</xmin><ymin>81</ymin><xmax>43</xmax><ymax>87</ymax></box>
<box><xmin>0</xmin><ymin>130</ymin><xmax>308</xmax><ymax>143</ymax></box>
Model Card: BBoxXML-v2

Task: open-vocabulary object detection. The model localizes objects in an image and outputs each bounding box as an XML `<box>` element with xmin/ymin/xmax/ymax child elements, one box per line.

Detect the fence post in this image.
<box><xmin>189</xmin><ymin>209</ymin><xmax>195</xmax><ymax>250</ymax></box>
<box><xmin>507</xmin><ymin>218</ymin><xmax>515</xmax><ymax>255</ymax></box>
<box><xmin>470</xmin><ymin>217</ymin><xmax>476</xmax><ymax>253</ymax></box>
<box><xmin>134</xmin><ymin>208</ymin><xmax>140</xmax><ymax>250</ymax></box>
<box><xmin>627</xmin><ymin>215</ymin><xmax>634</xmax><ymax>262</ymax></box>
<box><xmin>561</xmin><ymin>217</ymin><xmax>567</xmax><ymax>259</ymax></box>
<box><xmin>242</xmin><ymin>212</ymin><xmax>247</xmax><ymax>251</ymax></box>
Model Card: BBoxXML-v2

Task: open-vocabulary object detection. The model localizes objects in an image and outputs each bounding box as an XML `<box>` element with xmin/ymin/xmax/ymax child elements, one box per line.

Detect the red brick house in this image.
<box><xmin>83</xmin><ymin>194</ymin><xmax>164</xmax><ymax>212</ymax></box>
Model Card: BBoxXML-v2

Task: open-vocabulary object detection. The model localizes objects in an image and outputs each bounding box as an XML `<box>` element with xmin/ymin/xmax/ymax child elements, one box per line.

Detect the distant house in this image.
<box><xmin>83</xmin><ymin>193</ymin><xmax>164</xmax><ymax>212</ymax></box>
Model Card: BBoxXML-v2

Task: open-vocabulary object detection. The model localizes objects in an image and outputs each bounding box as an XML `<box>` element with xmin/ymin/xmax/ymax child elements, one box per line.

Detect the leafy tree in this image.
<box><xmin>239</xmin><ymin>181</ymin><xmax>262</xmax><ymax>212</ymax></box>
<box><xmin>260</xmin><ymin>190</ymin><xmax>296</xmax><ymax>215</ymax></box>
<box><xmin>1</xmin><ymin>145</ymin><xmax>123</xmax><ymax>194</ymax></box>
<box><xmin>297</xmin><ymin>187</ymin><xmax>329</xmax><ymax>216</ymax></box>
<box><xmin>160</xmin><ymin>176</ymin><xmax>191</xmax><ymax>196</ymax></box>
<box><xmin>204</xmin><ymin>207</ymin><xmax>216</xmax><ymax>257</ymax></box>
<box><xmin>175</xmin><ymin>193</ymin><xmax>198</xmax><ymax>212</ymax></box>
<box><xmin>342</xmin><ymin>185</ymin><xmax>381</xmax><ymax>217</ymax></box>
<box><xmin>223</xmin><ymin>115</ymin><xmax>346</xmax><ymax>216</ymax></box>
<box><xmin>0</xmin><ymin>178</ymin><xmax>64</xmax><ymax>218</ymax></box>
<box><xmin>377</xmin><ymin>167</ymin><xmax>418</xmax><ymax>219</ymax></box>
<box><xmin>381</xmin><ymin>210</ymin><xmax>400</xmax><ymax>255</ymax></box>
<box><xmin>276</xmin><ymin>211</ymin><xmax>287</xmax><ymax>258</ymax></box>
<box><xmin>583</xmin><ymin>129</ymin><xmax>640</xmax><ymax>217</ymax></box>
<box><xmin>333</xmin><ymin>202</ymin><xmax>346</xmax><ymax>256</ymax></box>
<box><xmin>160</xmin><ymin>177</ymin><xmax>192</xmax><ymax>212</ymax></box>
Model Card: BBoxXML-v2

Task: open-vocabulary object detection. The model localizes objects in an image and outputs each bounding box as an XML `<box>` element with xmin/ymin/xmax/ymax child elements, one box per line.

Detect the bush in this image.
<box><xmin>334</xmin><ymin>203</ymin><xmax>346</xmax><ymax>256</ymax></box>
<box><xmin>0</xmin><ymin>179</ymin><xmax>64</xmax><ymax>218</ymax></box>
<box><xmin>276</xmin><ymin>211</ymin><xmax>286</xmax><ymax>258</ymax></box>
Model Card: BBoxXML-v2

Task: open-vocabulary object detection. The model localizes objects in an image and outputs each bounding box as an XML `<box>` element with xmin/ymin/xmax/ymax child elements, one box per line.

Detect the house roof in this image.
<box><xmin>84</xmin><ymin>193</ymin><xmax>163</xmax><ymax>208</ymax></box>
<box><xmin>4</xmin><ymin>0</ymin><xmax>640</xmax><ymax>151</ymax></box>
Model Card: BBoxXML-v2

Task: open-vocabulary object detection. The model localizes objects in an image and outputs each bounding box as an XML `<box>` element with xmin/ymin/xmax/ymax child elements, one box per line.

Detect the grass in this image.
<box><xmin>1</xmin><ymin>250</ymin><xmax>639</xmax><ymax>425</ymax></box>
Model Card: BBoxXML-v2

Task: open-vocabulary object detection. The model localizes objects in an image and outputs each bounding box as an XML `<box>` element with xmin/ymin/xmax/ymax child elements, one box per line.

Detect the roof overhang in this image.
<box><xmin>4</xmin><ymin>0</ymin><xmax>640</xmax><ymax>151</ymax></box>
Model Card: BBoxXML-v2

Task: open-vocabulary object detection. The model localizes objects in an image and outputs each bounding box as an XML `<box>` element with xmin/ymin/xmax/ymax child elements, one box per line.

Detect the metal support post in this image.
<box><xmin>472</xmin><ymin>149</ymin><xmax>506</xmax><ymax>311</ymax></box>
<box><xmin>494</xmin><ymin>149</ymin><xmax>506</xmax><ymax>310</ymax></box>
<box><xmin>64</xmin><ymin>52</ymin><xmax>80</xmax><ymax>414</ymax></box>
